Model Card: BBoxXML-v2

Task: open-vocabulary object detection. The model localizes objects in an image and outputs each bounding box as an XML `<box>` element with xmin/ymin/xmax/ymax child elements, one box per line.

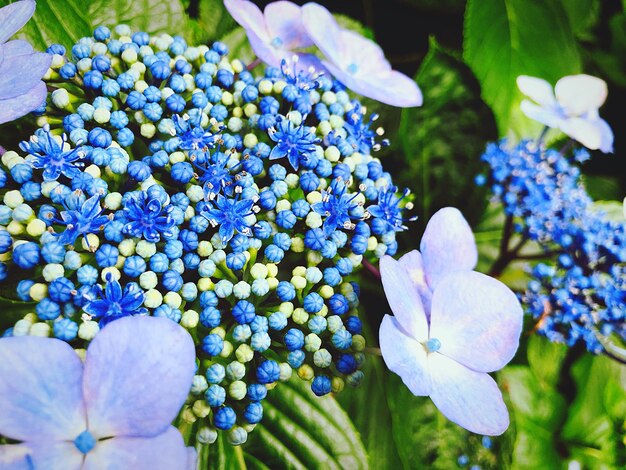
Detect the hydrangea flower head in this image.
<box><xmin>301</xmin><ymin>2</ymin><xmax>422</xmax><ymax>107</ymax></box>
<box><xmin>0</xmin><ymin>0</ymin><xmax>51</xmax><ymax>124</ymax></box>
<box><xmin>517</xmin><ymin>74</ymin><xmax>614</xmax><ymax>152</ymax></box>
<box><xmin>379</xmin><ymin>207</ymin><xmax>523</xmax><ymax>435</ymax></box>
<box><xmin>224</xmin><ymin>0</ymin><xmax>322</xmax><ymax>71</ymax></box>
<box><xmin>0</xmin><ymin>316</ymin><xmax>196</xmax><ymax>468</ymax></box>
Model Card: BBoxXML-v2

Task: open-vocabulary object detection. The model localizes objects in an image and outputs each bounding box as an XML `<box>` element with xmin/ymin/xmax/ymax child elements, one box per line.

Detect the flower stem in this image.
<box><xmin>362</xmin><ymin>258</ymin><xmax>380</xmax><ymax>280</ymax></box>
<box><xmin>246</xmin><ymin>58</ymin><xmax>262</xmax><ymax>71</ymax></box>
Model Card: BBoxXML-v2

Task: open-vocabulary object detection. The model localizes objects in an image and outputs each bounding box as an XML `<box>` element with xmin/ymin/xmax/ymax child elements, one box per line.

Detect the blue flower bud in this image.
<box><xmin>126</xmin><ymin>91</ymin><xmax>147</xmax><ymax>110</ymax></box>
<box><xmin>332</xmin><ymin>329</ymin><xmax>352</xmax><ymax>350</ymax></box>
<box><xmin>202</xmin><ymin>334</ymin><xmax>224</xmax><ymax>356</ymax></box>
<box><xmin>247</xmin><ymin>383</ymin><xmax>267</xmax><ymax>401</ymax></box>
<box><xmin>250</xmin><ymin>332</ymin><xmax>271</xmax><ymax>352</ymax></box>
<box><xmin>336</xmin><ymin>354</ymin><xmax>358</xmax><ymax>374</ymax></box>
<box><xmin>303</xmin><ymin>292</ymin><xmax>324</xmax><ymax>314</ymax></box>
<box><xmin>269</xmin><ymin>312</ymin><xmax>287</xmax><ymax>331</ymax></box>
<box><xmin>49</xmin><ymin>277</ymin><xmax>75</xmax><ymax>303</ymax></box>
<box><xmin>206</xmin><ymin>364</ymin><xmax>226</xmax><ymax>384</ymax></box>
<box><xmin>162</xmin><ymin>270</ymin><xmax>183</xmax><ymax>291</ymax></box>
<box><xmin>54</xmin><ymin>318</ymin><xmax>79</xmax><ymax>341</ymax></box>
<box><xmin>205</xmin><ymin>385</ymin><xmax>226</xmax><ymax>407</ymax></box>
<box><xmin>124</xmin><ymin>256</ymin><xmax>146</xmax><ymax>277</ymax></box>
<box><xmin>244</xmin><ymin>402</ymin><xmax>263</xmax><ymax>424</ymax></box>
<box><xmin>276</xmin><ymin>281</ymin><xmax>295</xmax><ymax>301</ymax></box>
<box><xmin>13</xmin><ymin>242</ymin><xmax>40</xmax><ymax>269</ymax></box>
<box><xmin>226</xmin><ymin>252</ymin><xmax>247</xmax><ymax>271</ymax></box>
<box><xmin>232</xmin><ymin>300</ymin><xmax>255</xmax><ymax>324</ymax></box>
<box><xmin>150</xmin><ymin>60</ymin><xmax>171</xmax><ymax>80</ymax></box>
<box><xmin>308</xmin><ymin>315</ymin><xmax>327</xmax><ymax>335</ymax></box>
<box><xmin>329</xmin><ymin>294</ymin><xmax>349</xmax><ymax>315</ymax></box>
<box><xmin>233</xmin><ymin>324</ymin><xmax>252</xmax><ymax>343</ymax></box>
<box><xmin>214</xmin><ymin>406</ymin><xmax>236</xmax><ymax>430</ymax></box>
<box><xmin>88</xmin><ymin>128</ymin><xmax>112</xmax><ymax>148</ymax></box>
<box><xmin>284</xmin><ymin>328</ymin><xmax>304</xmax><ymax>351</ymax></box>
<box><xmin>37</xmin><ymin>297</ymin><xmax>61</xmax><ymax>321</ymax></box>
<box><xmin>311</xmin><ymin>375</ymin><xmax>332</xmax><ymax>396</ymax></box>
<box><xmin>0</xmin><ymin>231</ymin><xmax>13</xmax><ymax>254</ymax></box>
<box><xmin>256</xmin><ymin>360</ymin><xmax>280</xmax><ymax>384</ymax></box>
<box><xmin>345</xmin><ymin>316</ymin><xmax>362</xmax><ymax>334</ymax></box>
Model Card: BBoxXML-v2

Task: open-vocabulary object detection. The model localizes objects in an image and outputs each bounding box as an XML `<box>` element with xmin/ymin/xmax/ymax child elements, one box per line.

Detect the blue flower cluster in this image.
<box><xmin>479</xmin><ymin>139</ymin><xmax>626</xmax><ymax>353</ymax></box>
<box><xmin>0</xmin><ymin>25</ymin><xmax>413</xmax><ymax>444</ymax></box>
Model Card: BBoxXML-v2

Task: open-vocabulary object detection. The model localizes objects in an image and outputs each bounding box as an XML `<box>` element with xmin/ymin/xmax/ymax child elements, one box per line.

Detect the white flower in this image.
<box><xmin>517</xmin><ymin>74</ymin><xmax>614</xmax><ymax>152</ymax></box>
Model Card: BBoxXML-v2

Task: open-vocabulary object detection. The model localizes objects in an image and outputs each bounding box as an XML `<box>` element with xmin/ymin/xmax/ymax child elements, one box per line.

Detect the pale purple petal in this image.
<box><xmin>519</xmin><ymin>100</ymin><xmax>562</xmax><ymax>128</ymax></box>
<box><xmin>83</xmin><ymin>316</ymin><xmax>196</xmax><ymax>438</ymax></box>
<box><xmin>26</xmin><ymin>442</ymin><xmax>83</xmax><ymax>470</ymax></box>
<box><xmin>555</xmin><ymin>74</ymin><xmax>607</xmax><ymax>116</ymax></box>
<box><xmin>420</xmin><ymin>207</ymin><xmax>477</xmax><ymax>290</ymax></box>
<box><xmin>429</xmin><ymin>353</ymin><xmax>509</xmax><ymax>435</ymax></box>
<box><xmin>224</xmin><ymin>0</ymin><xmax>269</xmax><ymax>41</ymax></box>
<box><xmin>1</xmin><ymin>39</ymin><xmax>34</xmax><ymax>57</ymax></box>
<box><xmin>0</xmin><ymin>336</ymin><xmax>86</xmax><ymax>441</ymax></box>
<box><xmin>264</xmin><ymin>1</ymin><xmax>313</xmax><ymax>49</ymax></box>
<box><xmin>379</xmin><ymin>315</ymin><xmax>431</xmax><ymax>396</ymax></box>
<box><xmin>301</xmin><ymin>2</ymin><xmax>343</xmax><ymax>64</ymax></box>
<box><xmin>186</xmin><ymin>446</ymin><xmax>198</xmax><ymax>470</ymax></box>
<box><xmin>560</xmin><ymin>116</ymin><xmax>603</xmax><ymax>151</ymax></box>
<box><xmin>0</xmin><ymin>52</ymin><xmax>51</xmax><ymax>99</ymax></box>
<box><xmin>336</xmin><ymin>30</ymin><xmax>388</xmax><ymax>73</ymax></box>
<box><xmin>0</xmin><ymin>1</ymin><xmax>35</xmax><ymax>44</ymax></box>
<box><xmin>0</xmin><ymin>81</ymin><xmax>47</xmax><ymax>124</ymax></box>
<box><xmin>516</xmin><ymin>75</ymin><xmax>555</xmax><ymax>108</ymax></box>
<box><xmin>429</xmin><ymin>271</ymin><xmax>523</xmax><ymax>373</ymax></box>
<box><xmin>379</xmin><ymin>255</ymin><xmax>428</xmax><ymax>341</ymax></box>
<box><xmin>83</xmin><ymin>427</ymin><xmax>189</xmax><ymax>470</ymax></box>
<box><xmin>347</xmin><ymin>68</ymin><xmax>423</xmax><ymax>108</ymax></box>
<box><xmin>246</xmin><ymin>27</ymin><xmax>282</xmax><ymax>68</ymax></box>
<box><xmin>399</xmin><ymin>250</ymin><xmax>432</xmax><ymax>314</ymax></box>
<box><xmin>0</xmin><ymin>445</ymin><xmax>32</xmax><ymax>470</ymax></box>
<box><xmin>597</xmin><ymin>118</ymin><xmax>614</xmax><ymax>153</ymax></box>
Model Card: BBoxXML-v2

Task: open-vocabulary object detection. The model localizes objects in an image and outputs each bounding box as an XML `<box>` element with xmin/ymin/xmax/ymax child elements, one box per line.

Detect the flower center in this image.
<box><xmin>347</xmin><ymin>63</ymin><xmax>358</xmax><ymax>75</ymax></box>
<box><xmin>271</xmin><ymin>37</ymin><xmax>283</xmax><ymax>48</ymax></box>
<box><xmin>74</xmin><ymin>430</ymin><xmax>96</xmax><ymax>454</ymax></box>
<box><xmin>425</xmin><ymin>337</ymin><xmax>441</xmax><ymax>353</ymax></box>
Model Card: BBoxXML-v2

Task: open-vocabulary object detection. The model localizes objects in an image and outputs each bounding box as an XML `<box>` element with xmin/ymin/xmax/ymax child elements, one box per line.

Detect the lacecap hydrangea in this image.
<box><xmin>0</xmin><ymin>25</ymin><xmax>414</xmax><ymax>445</ymax></box>
<box><xmin>478</xmin><ymin>139</ymin><xmax>626</xmax><ymax>355</ymax></box>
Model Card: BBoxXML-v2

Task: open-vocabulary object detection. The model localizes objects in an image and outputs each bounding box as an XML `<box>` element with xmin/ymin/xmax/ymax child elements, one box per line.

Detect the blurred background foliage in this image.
<box><xmin>2</xmin><ymin>0</ymin><xmax>626</xmax><ymax>468</ymax></box>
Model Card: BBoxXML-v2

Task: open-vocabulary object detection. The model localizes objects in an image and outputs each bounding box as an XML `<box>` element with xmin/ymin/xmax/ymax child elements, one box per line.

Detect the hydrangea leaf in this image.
<box><xmin>185</xmin><ymin>0</ymin><xmax>237</xmax><ymax>45</ymax></box>
<box><xmin>88</xmin><ymin>0</ymin><xmax>187</xmax><ymax>38</ymax></box>
<box><xmin>397</xmin><ymin>38</ymin><xmax>496</xmax><ymax>228</ymax></box>
<box><xmin>0</xmin><ymin>0</ymin><xmax>90</xmax><ymax>50</ymax></box>
<box><xmin>463</xmin><ymin>0</ymin><xmax>581</xmax><ymax>137</ymax></box>
<box><xmin>245</xmin><ymin>378</ymin><xmax>368</xmax><ymax>470</ymax></box>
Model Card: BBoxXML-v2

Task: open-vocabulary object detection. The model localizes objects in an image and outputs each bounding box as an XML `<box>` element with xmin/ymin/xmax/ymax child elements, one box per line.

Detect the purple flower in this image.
<box><xmin>517</xmin><ymin>74</ymin><xmax>614</xmax><ymax>152</ymax></box>
<box><xmin>0</xmin><ymin>0</ymin><xmax>51</xmax><ymax>124</ymax></box>
<box><xmin>379</xmin><ymin>207</ymin><xmax>523</xmax><ymax>435</ymax></box>
<box><xmin>301</xmin><ymin>2</ymin><xmax>422</xmax><ymax>107</ymax></box>
<box><xmin>0</xmin><ymin>316</ymin><xmax>196</xmax><ymax>468</ymax></box>
<box><xmin>224</xmin><ymin>0</ymin><xmax>323</xmax><ymax>72</ymax></box>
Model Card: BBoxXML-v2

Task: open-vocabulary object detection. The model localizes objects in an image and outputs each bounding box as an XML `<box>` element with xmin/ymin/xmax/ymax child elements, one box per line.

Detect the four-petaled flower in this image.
<box><xmin>122</xmin><ymin>191</ymin><xmax>176</xmax><ymax>243</ymax></box>
<box><xmin>0</xmin><ymin>0</ymin><xmax>51</xmax><ymax>124</ymax></box>
<box><xmin>379</xmin><ymin>207</ymin><xmax>523</xmax><ymax>435</ymax></box>
<box><xmin>517</xmin><ymin>74</ymin><xmax>614</xmax><ymax>153</ymax></box>
<box><xmin>83</xmin><ymin>272</ymin><xmax>147</xmax><ymax>325</ymax></box>
<box><xmin>224</xmin><ymin>0</ymin><xmax>323</xmax><ymax>72</ymax></box>
<box><xmin>0</xmin><ymin>316</ymin><xmax>196</xmax><ymax>469</ymax></box>
<box><xmin>301</xmin><ymin>2</ymin><xmax>422</xmax><ymax>107</ymax></box>
<box><xmin>367</xmin><ymin>186</ymin><xmax>415</xmax><ymax>233</ymax></box>
<box><xmin>21</xmin><ymin>125</ymin><xmax>86</xmax><ymax>181</ymax></box>
<box><xmin>313</xmin><ymin>178</ymin><xmax>362</xmax><ymax>236</ymax></box>
<box><xmin>201</xmin><ymin>194</ymin><xmax>256</xmax><ymax>243</ymax></box>
<box><xmin>54</xmin><ymin>193</ymin><xmax>110</xmax><ymax>248</ymax></box>
<box><xmin>268</xmin><ymin>118</ymin><xmax>318</xmax><ymax>170</ymax></box>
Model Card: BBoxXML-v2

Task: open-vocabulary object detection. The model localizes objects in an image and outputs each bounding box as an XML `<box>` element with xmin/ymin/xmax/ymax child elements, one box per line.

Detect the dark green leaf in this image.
<box><xmin>583</xmin><ymin>174</ymin><xmax>623</xmax><ymax>202</ymax></box>
<box><xmin>88</xmin><ymin>0</ymin><xmax>188</xmax><ymax>37</ymax></box>
<box><xmin>560</xmin><ymin>0</ymin><xmax>601</xmax><ymax>40</ymax></box>
<box><xmin>187</xmin><ymin>0</ymin><xmax>237</xmax><ymax>44</ymax></box>
<box><xmin>463</xmin><ymin>0</ymin><xmax>581</xmax><ymax>136</ymax></box>
<box><xmin>242</xmin><ymin>378</ymin><xmax>367</xmax><ymax>470</ymax></box>
<box><xmin>397</xmin><ymin>38</ymin><xmax>496</xmax><ymax>228</ymax></box>
<box><xmin>1</xmin><ymin>0</ymin><xmax>91</xmax><ymax>50</ymax></box>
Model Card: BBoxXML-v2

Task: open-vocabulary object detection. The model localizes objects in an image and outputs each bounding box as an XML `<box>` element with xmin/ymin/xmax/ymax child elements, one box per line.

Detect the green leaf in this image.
<box><xmin>0</xmin><ymin>0</ymin><xmax>91</xmax><ymax>50</ymax></box>
<box><xmin>560</xmin><ymin>0</ymin><xmax>601</xmax><ymax>40</ymax></box>
<box><xmin>220</xmin><ymin>28</ymin><xmax>255</xmax><ymax>65</ymax></box>
<box><xmin>561</xmin><ymin>355</ymin><xmax>626</xmax><ymax>468</ymax></box>
<box><xmin>242</xmin><ymin>378</ymin><xmax>368</xmax><ymax>470</ymax></box>
<box><xmin>397</xmin><ymin>38</ymin><xmax>496</xmax><ymax>226</ymax></box>
<box><xmin>526</xmin><ymin>335</ymin><xmax>568</xmax><ymax>387</ymax></box>
<box><xmin>583</xmin><ymin>174</ymin><xmax>624</xmax><ymax>202</ymax></box>
<box><xmin>500</xmin><ymin>366</ymin><xmax>566</xmax><ymax>469</ymax></box>
<box><xmin>187</xmin><ymin>0</ymin><xmax>238</xmax><ymax>44</ymax></box>
<box><xmin>88</xmin><ymin>0</ymin><xmax>188</xmax><ymax>37</ymax></box>
<box><xmin>338</xmin><ymin>353</ymin><xmax>404</xmax><ymax>470</ymax></box>
<box><xmin>463</xmin><ymin>0</ymin><xmax>581</xmax><ymax>136</ymax></box>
